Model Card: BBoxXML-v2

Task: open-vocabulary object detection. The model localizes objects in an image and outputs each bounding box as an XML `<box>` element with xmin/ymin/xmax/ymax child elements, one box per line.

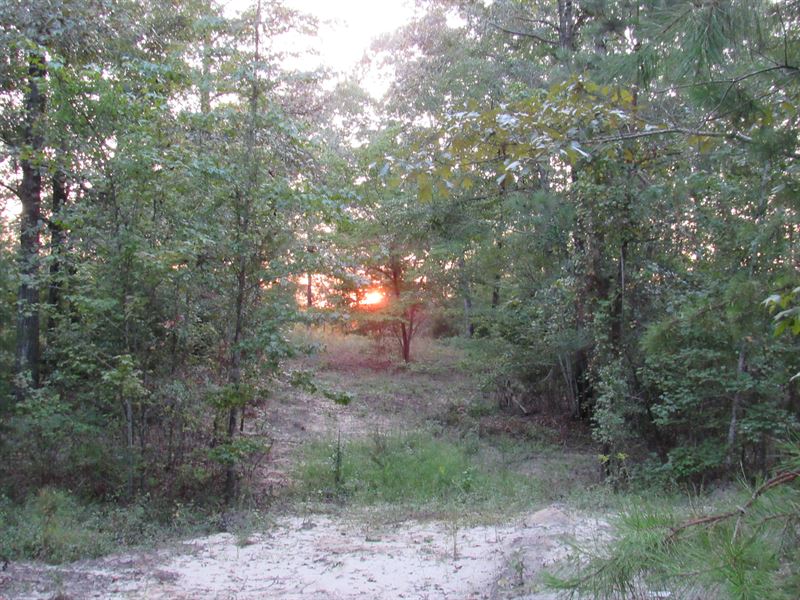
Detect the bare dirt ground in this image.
<box><xmin>1</xmin><ymin>334</ymin><xmax>607</xmax><ymax>600</ymax></box>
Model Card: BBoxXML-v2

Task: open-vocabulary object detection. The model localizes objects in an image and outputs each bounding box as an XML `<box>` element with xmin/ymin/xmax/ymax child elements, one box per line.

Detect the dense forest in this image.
<box><xmin>1</xmin><ymin>0</ymin><xmax>799</xmax><ymax>597</ymax></box>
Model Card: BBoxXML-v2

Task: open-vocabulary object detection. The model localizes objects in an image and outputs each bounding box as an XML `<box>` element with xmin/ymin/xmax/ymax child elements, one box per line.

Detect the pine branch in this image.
<box><xmin>667</xmin><ymin>470</ymin><xmax>800</xmax><ymax>541</ymax></box>
<box><xmin>488</xmin><ymin>22</ymin><xmax>558</xmax><ymax>46</ymax></box>
<box><xmin>698</xmin><ymin>65</ymin><xmax>799</xmax><ymax>128</ymax></box>
<box><xmin>652</xmin><ymin>64</ymin><xmax>800</xmax><ymax>95</ymax></box>
<box><xmin>516</xmin><ymin>16</ymin><xmax>558</xmax><ymax>31</ymax></box>
<box><xmin>588</xmin><ymin>127</ymin><xmax>753</xmax><ymax>145</ymax></box>
<box><xmin>367</xmin><ymin>265</ymin><xmax>394</xmax><ymax>280</ymax></box>
<box><xmin>660</xmin><ymin>8</ymin><xmax>693</xmax><ymax>36</ymax></box>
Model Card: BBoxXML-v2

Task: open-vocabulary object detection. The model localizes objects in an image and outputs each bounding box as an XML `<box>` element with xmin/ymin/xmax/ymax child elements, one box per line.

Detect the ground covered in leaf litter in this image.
<box><xmin>1</xmin><ymin>335</ymin><xmax>608</xmax><ymax>600</ymax></box>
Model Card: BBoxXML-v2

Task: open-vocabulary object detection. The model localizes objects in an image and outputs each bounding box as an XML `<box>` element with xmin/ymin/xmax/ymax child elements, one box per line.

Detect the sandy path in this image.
<box><xmin>2</xmin><ymin>506</ymin><xmax>605</xmax><ymax>600</ymax></box>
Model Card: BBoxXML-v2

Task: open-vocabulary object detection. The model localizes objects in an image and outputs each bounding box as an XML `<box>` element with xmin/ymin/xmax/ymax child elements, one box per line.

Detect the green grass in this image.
<box><xmin>293</xmin><ymin>430</ymin><xmax>544</xmax><ymax>515</ymax></box>
<box><xmin>0</xmin><ymin>488</ymin><xmax>220</xmax><ymax>564</ymax></box>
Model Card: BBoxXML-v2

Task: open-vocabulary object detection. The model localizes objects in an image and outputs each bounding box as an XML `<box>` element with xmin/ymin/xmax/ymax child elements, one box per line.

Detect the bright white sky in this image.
<box><xmin>226</xmin><ymin>0</ymin><xmax>419</xmax><ymax>95</ymax></box>
<box><xmin>281</xmin><ymin>0</ymin><xmax>416</xmax><ymax>72</ymax></box>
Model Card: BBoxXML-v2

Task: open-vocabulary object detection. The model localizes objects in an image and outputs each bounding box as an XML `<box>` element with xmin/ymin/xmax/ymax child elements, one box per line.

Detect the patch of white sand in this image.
<box><xmin>2</xmin><ymin>506</ymin><xmax>606</xmax><ymax>600</ymax></box>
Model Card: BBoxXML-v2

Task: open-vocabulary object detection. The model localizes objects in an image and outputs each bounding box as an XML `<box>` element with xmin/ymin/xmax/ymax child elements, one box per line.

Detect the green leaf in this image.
<box><xmin>417</xmin><ymin>174</ymin><xmax>433</xmax><ymax>202</ymax></box>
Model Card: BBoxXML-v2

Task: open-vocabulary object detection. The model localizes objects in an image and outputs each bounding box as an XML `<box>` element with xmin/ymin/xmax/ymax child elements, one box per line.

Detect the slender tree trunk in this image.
<box><xmin>610</xmin><ymin>240</ymin><xmax>627</xmax><ymax>349</ymax></box>
<box><xmin>46</xmin><ymin>165</ymin><xmax>68</xmax><ymax>334</ymax></box>
<box><xmin>224</xmin><ymin>0</ymin><xmax>261</xmax><ymax>505</ymax></box>
<box><xmin>493</xmin><ymin>145</ymin><xmax>508</xmax><ymax>310</ymax></box>
<box><xmin>572</xmin><ymin>231</ymin><xmax>586</xmax><ymax>328</ymax></box>
<box><xmin>124</xmin><ymin>394</ymin><xmax>135</xmax><ymax>498</ymax></box>
<box><xmin>558</xmin><ymin>353</ymin><xmax>579</xmax><ymax>418</ymax></box>
<box><xmin>15</xmin><ymin>53</ymin><xmax>47</xmax><ymax>402</ymax></box>
<box><xmin>305</xmin><ymin>238</ymin><xmax>315</xmax><ymax>308</ymax></box>
<box><xmin>724</xmin><ymin>161</ymin><xmax>772</xmax><ymax>469</ymax></box>
<box><xmin>225</xmin><ymin>237</ymin><xmax>247</xmax><ymax>504</ymax></box>
<box><xmin>201</xmin><ymin>31</ymin><xmax>211</xmax><ymax>116</ymax></box>
<box><xmin>463</xmin><ymin>297</ymin><xmax>474</xmax><ymax>337</ymax></box>
<box><xmin>491</xmin><ymin>237</ymin><xmax>502</xmax><ymax>309</ymax></box>
<box><xmin>400</xmin><ymin>323</ymin><xmax>411</xmax><ymax>362</ymax></box>
<box><xmin>458</xmin><ymin>255</ymin><xmax>473</xmax><ymax>337</ymax></box>
<box><xmin>389</xmin><ymin>256</ymin><xmax>413</xmax><ymax>362</ymax></box>
<box><xmin>726</xmin><ymin>344</ymin><xmax>747</xmax><ymax>467</ymax></box>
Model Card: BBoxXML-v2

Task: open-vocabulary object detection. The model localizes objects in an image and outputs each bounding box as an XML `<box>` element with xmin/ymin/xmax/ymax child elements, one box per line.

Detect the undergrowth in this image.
<box><xmin>293</xmin><ymin>430</ymin><xmax>544</xmax><ymax>515</ymax></box>
<box><xmin>545</xmin><ymin>466</ymin><xmax>800</xmax><ymax>599</ymax></box>
<box><xmin>0</xmin><ymin>488</ymin><xmax>218</xmax><ymax>564</ymax></box>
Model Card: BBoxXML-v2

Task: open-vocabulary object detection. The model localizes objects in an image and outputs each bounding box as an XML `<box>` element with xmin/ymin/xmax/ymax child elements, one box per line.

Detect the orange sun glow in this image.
<box><xmin>361</xmin><ymin>290</ymin><xmax>385</xmax><ymax>306</ymax></box>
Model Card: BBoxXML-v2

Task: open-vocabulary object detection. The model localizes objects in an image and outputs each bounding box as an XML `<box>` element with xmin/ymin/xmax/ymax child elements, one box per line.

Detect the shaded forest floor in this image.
<box><xmin>2</xmin><ymin>332</ymin><xmax>612</xmax><ymax>600</ymax></box>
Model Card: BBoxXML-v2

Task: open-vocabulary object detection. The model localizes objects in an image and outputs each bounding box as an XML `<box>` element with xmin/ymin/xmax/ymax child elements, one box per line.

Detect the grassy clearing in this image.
<box><xmin>285</xmin><ymin>330</ymin><xmax>604</xmax><ymax>518</ymax></box>
<box><xmin>292</xmin><ymin>430</ymin><xmax>546</xmax><ymax>518</ymax></box>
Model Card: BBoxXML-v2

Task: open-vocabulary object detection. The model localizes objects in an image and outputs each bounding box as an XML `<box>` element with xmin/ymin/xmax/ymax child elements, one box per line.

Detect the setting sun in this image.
<box><xmin>361</xmin><ymin>289</ymin><xmax>385</xmax><ymax>306</ymax></box>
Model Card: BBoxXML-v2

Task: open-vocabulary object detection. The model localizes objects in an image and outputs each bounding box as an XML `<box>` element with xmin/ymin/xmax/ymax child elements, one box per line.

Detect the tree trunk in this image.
<box><xmin>726</xmin><ymin>344</ymin><xmax>747</xmax><ymax>467</ymax></box>
<box><xmin>201</xmin><ymin>31</ymin><xmax>211</xmax><ymax>115</ymax></box>
<box><xmin>400</xmin><ymin>323</ymin><xmax>411</xmax><ymax>362</ymax></box>
<box><xmin>491</xmin><ymin>237</ymin><xmax>503</xmax><ymax>309</ymax></box>
<box><xmin>610</xmin><ymin>240</ymin><xmax>627</xmax><ymax>349</ymax></box>
<box><xmin>493</xmin><ymin>146</ymin><xmax>508</xmax><ymax>310</ymax></box>
<box><xmin>124</xmin><ymin>395</ymin><xmax>135</xmax><ymax>498</ymax></box>
<box><xmin>491</xmin><ymin>272</ymin><xmax>501</xmax><ymax>308</ymax></box>
<box><xmin>225</xmin><ymin>0</ymin><xmax>261</xmax><ymax>505</ymax></box>
<box><xmin>47</xmin><ymin>165</ymin><xmax>68</xmax><ymax>333</ymax></box>
<box><xmin>224</xmin><ymin>257</ymin><xmax>246</xmax><ymax>505</ymax></box>
<box><xmin>389</xmin><ymin>255</ymin><xmax>414</xmax><ymax>362</ymax></box>
<box><xmin>557</xmin><ymin>0</ymin><xmax>576</xmax><ymax>51</ymax></box>
<box><xmin>724</xmin><ymin>161</ymin><xmax>770</xmax><ymax>470</ymax></box>
<box><xmin>15</xmin><ymin>53</ymin><xmax>47</xmax><ymax>402</ymax></box>
<box><xmin>458</xmin><ymin>256</ymin><xmax>473</xmax><ymax>337</ymax></box>
<box><xmin>463</xmin><ymin>296</ymin><xmax>473</xmax><ymax>338</ymax></box>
